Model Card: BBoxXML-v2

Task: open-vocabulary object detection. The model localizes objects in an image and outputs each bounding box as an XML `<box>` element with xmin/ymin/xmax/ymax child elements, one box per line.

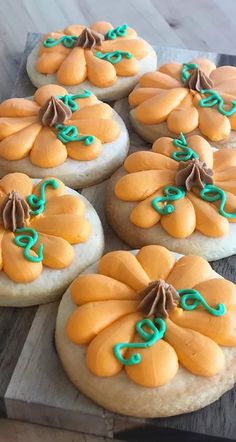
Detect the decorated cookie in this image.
<box><xmin>27</xmin><ymin>22</ymin><xmax>157</xmax><ymax>101</ymax></box>
<box><xmin>55</xmin><ymin>245</ymin><xmax>236</xmax><ymax>417</ymax></box>
<box><xmin>0</xmin><ymin>84</ymin><xmax>129</xmax><ymax>188</ymax></box>
<box><xmin>0</xmin><ymin>172</ymin><xmax>104</xmax><ymax>306</ymax></box>
<box><xmin>129</xmin><ymin>58</ymin><xmax>236</xmax><ymax>147</ymax></box>
<box><xmin>105</xmin><ymin>134</ymin><xmax>236</xmax><ymax>260</ymax></box>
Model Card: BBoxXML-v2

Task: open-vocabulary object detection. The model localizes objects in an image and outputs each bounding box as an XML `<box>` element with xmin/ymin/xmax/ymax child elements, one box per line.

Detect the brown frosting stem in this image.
<box><xmin>73</xmin><ymin>27</ymin><xmax>104</xmax><ymax>49</ymax></box>
<box><xmin>39</xmin><ymin>96</ymin><xmax>72</xmax><ymax>127</ymax></box>
<box><xmin>175</xmin><ymin>159</ymin><xmax>214</xmax><ymax>192</ymax></box>
<box><xmin>186</xmin><ymin>67</ymin><xmax>214</xmax><ymax>92</ymax></box>
<box><xmin>0</xmin><ymin>191</ymin><xmax>29</xmax><ymax>232</ymax></box>
<box><xmin>137</xmin><ymin>280</ymin><xmax>179</xmax><ymax>318</ymax></box>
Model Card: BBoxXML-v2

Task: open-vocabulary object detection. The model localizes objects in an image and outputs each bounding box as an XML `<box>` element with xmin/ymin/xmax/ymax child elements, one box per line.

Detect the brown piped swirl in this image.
<box><xmin>73</xmin><ymin>27</ymin><xmax>104</xmax><ymax>49</ymax></box>
<box><xmin>175</xmin><ymin>159</ymin><xmax>214</xmax><ymax>192</ymax></box>
<box><xmin>186</xmin><ymin>67</ymin><xmax>213</xmax><ymax>92</ymax></box>
<box><xmin>0</xmin><ymin>191</ymin><xmax>30</xmax><ymax>232</ymax></box>
<box><xmin>137</xmin><ymin>279</ymin><xmax>179</xmax><ymax>318</ymax></box>
<box><xmin>39</xmin><ymin>96</ymin><xmax>72</xmax><ymax>127</ymax></box>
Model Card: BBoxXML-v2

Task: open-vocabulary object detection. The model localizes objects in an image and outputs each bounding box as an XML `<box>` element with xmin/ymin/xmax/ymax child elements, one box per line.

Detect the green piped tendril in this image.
<box><xmin>57</xmin><ymin>90</ymin><xmax>91</xmax><ymax>112</ymax></box>
<box><xmin>114</xmin><ymin>317</ymin><xmax>166</xmax><ymax>366</ymax></box>
<box><xmin>199</xmin><ymin>89</ymin><xmax>236</xmax><ymax>117</ymax></box>
<box><xmin>181</xmin><ymin>62</ymin><xmax>198</xmax><ymax>83</ymax></box>
<box><xmin>178</xmin><ymin>289</ymin><xmax>226</xmax><ymax>316</ymax></box>
<box><xmin>200</xmin><ymin>184</ymin><xmax>236</xmax><ymax>219</ymax></box>
<box><xmin>27</xmin><ymin>178</ymin><xmax>59</xmax><ymax>216</ymax></box>
<box><xmin>43</xmin><ymin>35</ymin><xmax>78</xmax><ymax>48</ymax></box>
<box><xmin>171</xmin><ymin>132</ymin><xmax>199</xmax><ymax>162</ymax></box>
<box><xmin>14</xmin><ymin>228</ymin><xmax>43</xmax><ymax>263</ymax></box>
<box><xmin>105</xmin><ymin>24</ymin><xmax>128</xmax><ymax>40</ymax></box>
<box><xmin>95</xmin><ymin>50</ymin><xmax>132</xmax><ymax>64</ymax></box>
<box><xmin>55</xmin><ymin>124</ymin><xmax>94</xmax><ymax>146</ymax></box>
<box><xmin>152</xmin><ymin>186</ymin><xmax>186</xmax><ymax>215</ymax></box>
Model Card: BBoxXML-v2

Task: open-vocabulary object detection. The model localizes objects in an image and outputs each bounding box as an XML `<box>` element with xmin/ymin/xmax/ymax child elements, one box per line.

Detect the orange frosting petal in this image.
<box><xmin>214</xmin><ymin>149</ymin><xmax>236</xmax><ymax>171</ymax></box>
<box><xmin>214</xmin><ymin>166</ymin><xmax>236</xmax><ymax>183</ymax></box>
<box><xmin>87</xmin><ymin>313</ymin><xmax>141</xmax><ymax>377</ymax></box>
<box><xmin>152</xmin><ymin>136</ymin><xmax>177</xmax><ymax>157</ymax></box>
<box><xmin>187</xmin><ymin>191</ymin><xmax>229</xmax><ymax>236</ymax></box>
<box><xmin>161</xmin><ymin>196</ymin><xmax>196</xmax><ymax>239</ymax></box>
<box><xmin>0</xmin><ymin>116</ymin><xmax>38</xmax><ymax>140</ymax></box>
<box><xmin>136</xmin><ymin>245</ymin><xmax>175</xmax><ymax>281</ymax></box>
<box><xmin>101</xmin><ymin>39</ymin><xmax>148</xmax><ymax>60</ymax></box>
<box><xmin>44</xmin><ymin>194</ymin><xmax>85</xmax><ymax>216</ymax></box>
<box><xmin>66</xmin><ymin>299</ymin><xmax>138</xmax><ymax>344</ymax></box>
<box><xmin>0</xmin><ymin>227</ymin><xmax>5</xmax><ymax>271</ymax></box>
<box><xmin>130</xmin><ymin>190</ymin><xmax>161</xmax><ymax>228</ymax></box>
<box><xmin>71</xmin><ymin>274</ymin><xmax>137</xmax><ymax>305</ymax></box>
<box><xmin>33</xmin><ymin>177</ymin><xmax>65</xmax><ymax>199</ymax></box>
<box><xmin>64</xmin><ymin>24</ymin><xmax>85</xmax><ymax>35</ymax></box>
<box><xmin>57</xmin><ymin>47</ymin><xmax>87</xmax><ymax>85</ymax></box>
<box><xmin>115</xmin><ymin>170</ymin><xmax>175</xmax><ymax>201</ymax></box>
<box><xmin>167</xmin><ymin>93</ymin><xmax>199</xmax><ymax>134</ymax></box>
<box><xmin>167</xmin><ymin>255</ymin><xmax>212</xmax><ymax>290</ymax></box>
<box><xmin>170</xmin><ymin>308</ymin><xmax>236</xmax><ymax>346</ymax></box>
<box><xmin>126</xmin><ymin>337</ymin><xmax>178</xmax><ymax>387</ymax></box>
<box><xmin>0</xmin><ymin>123</ymin><xmax>42</xmax><ymax>161</ymax></box>
<box><xmin>2</xmin><ymin>231</ymin><xmax>42</xmax><ymax>283</ymax></box>
<box><xmin>0</xmin><ymin>172</ymin><xmax>33</xmax><ymax>197</ymax></box>
<box><xmin>71</xmin><ymin>118</ymin><xmax>120</xmax><ymax>143</ymax></box>
<box><xmin>90</xmin><ymin>21</ymin><xmax>113</xmax><ymax>34</ymax></box>
<box><xmin>98</xmin><ymin>251</ymin><xmax>150</xmax><ymax>291</ymax></box>
<box><xmin>30</xmin><ymin>127</ymin><xmax>67</xmax><ymax>168</ymax></box>
<box><xmin>194</xmin><ymin>95</ymin><xmax>231</xmax><ymax>141</ymax></box>
<box><xmin>134</xmin><ymin>88</ymin><xmax>188</xmax><ymax>124</ymax></box>
<box><xmin>214</xmin><ymin>191</ymin><xmax>236</xmax><ymax>222</ymax></box>
<box><xmin>71</xmin><ymin>93</ymin><xmax>98</xmax><ymax>111</ymax></box>
<box><xmin>215</xmin><ymin>180</ymin><xmax>236</xmax><ymax>195</ymax></box>
<box><xmin>35</xmin><ymin>233</ymin><xmax>74</xmax><ymax>269</ymax></box>
<box><xmin>124</xmin><ymin>151</ymin><xmax>178</xmax><ymax>173</ymax></box>
<box><xmin>186</xmin><ymin>134</ymin><xmax>213</xmax><ymax>168</ymax></box>
<box><xmin>0</xmin><ymin>98</ymin><xmax>40</xmax><ymax>117</ymax></box>
<box><xmin>67</xmin><ymin>137</ymin><xmax>102</xmax><ymax>161</ymax></box>
<box><xmin>165</xmin><ymin>319</ymin><xmax>224</xmax><ymax>377</ymax></box>
<box><xmin>210</xmin><ymin>66</ymin><xmax>236</xmax><ymax>87</ymax></box>
<box><xmin>159</xmin><ymin>62</ymin><xmax>182</xmax><ymax>81</ymax></box>
<box><xmin>34</xmin><ymin>84</ymin><xmax>68</xmax><ymax>106</ymax></box>
<box><xmin>85</xmin><ymin>50</ymin><xmax>116</xmax><ymax>87</ymax></box>
<box><xmin>36</xmin><ymin>52</ymin><xmax>66</xmax><ymax>74</ymax></box>
<box><xmin>129</xmin><ymin>88</ymin><xmax>161</xmax><ymax>106</ymax></box>
<box><xmin>139</xmin><ymin>71</ymin><xmax>181</xmax><ymax>89</ymax></box>
<box><xmin>114</xmin><ymin>55</ymin><xmax>139</xmax><ymax>77</ymax></box>
<box><xmin>30</xmin><ymin>214</ymin><xmax>91</xmax><ymax>244</ymax></box>
<box><xmin>194</xmin><ymin>278</ymin><xmax>236</xmax><ymax>308</ymax></box>
<box><xmin>72</xmin><ymin>103</ymin><xmax>112</xmax><ymax>120</ymax></box>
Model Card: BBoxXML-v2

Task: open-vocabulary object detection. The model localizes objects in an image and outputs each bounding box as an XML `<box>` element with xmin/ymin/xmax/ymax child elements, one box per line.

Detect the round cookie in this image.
<box><xmin>27</xmin><ymin>21</ymin><xmax>157</xmax><ymax>101</ymax></box>
<box><xmin>0</xmin><ymin>172</ymin><xmax>104</xmax><ymax>306</ymax></box>
<box><xmin>55</xmin><ymin>246</ymin><xmax>236</xmax><ymax>417</ymax></box>
<box><xmin>105</xmin><ymin>134</ymin><xmax>236</xmax><ymax>260</ymax></box>
<box><xmin>0</xmin><ymin>84</ymin><xmax>129</xmax><ymax>188</ymax></box>
<box><xmin>129</xmin><ymin>58</ymin><xmax>236</xmax><ymax>147</ymax></box>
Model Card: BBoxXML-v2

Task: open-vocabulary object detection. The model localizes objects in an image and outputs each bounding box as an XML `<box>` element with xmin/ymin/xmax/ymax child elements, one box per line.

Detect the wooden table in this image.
<box><xmin>1</xmin><ymin>2</ymin><xmax>236</xmax><ymax>441</ymax></box>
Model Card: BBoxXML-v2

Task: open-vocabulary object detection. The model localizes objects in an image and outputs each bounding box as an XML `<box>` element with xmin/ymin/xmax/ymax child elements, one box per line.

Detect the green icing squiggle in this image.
<box><xmin>200</xmin><ymin>184</ymin><xmax>236</xmax><ymax>219</ymax></box>
<box><xmin>152</xmin><ymin>186</ymin><xmax>186</xmax><ymax>215</ymax></box>
<box><xmin>27</xmin><ymin>179</ymin><xmax>59</xmax><ymax>216</ymax></box>
<box><xmin>43</xmin><ymin>35</ymin><xmax>77</xmax><ymax>48</ymax></box>
<box><xmin>95</xmin><ymin>50</ymin><xmax>132</xmax><ymax>64</ymax></box>
<box><xmin>199</xmin><ymin>89</ymin><xmax>236</xmax><ymax>116</ymax></box>
<box><xmin>55</xmin><ymin>124</ymin><xmax>94</xmax><ymax>146</ymax></box>
<box><xmin>105</xmin><ymin>24</ymin><xmax>128</xmax><ymax>40</ymax></box>
<box><xmin>113</xmin><ymin>317</ymin><xmax>166</xmax><ymax>366</ymax></box>
<box><xmin>181</xmin><ymin>62</ymin><xmax>198</xmax><ymax>83</ymax></box>
<box><xmin>57</xmin><ymin>90</ymin><xmax>91</xmax><ymax>112</ymax></box>
<box><xmin>178</xmin><ymin>289</ymin><xmax>226</xmax><ymax>316</ymax></box>
<box><xmin>171</xmin><ymin>133</ymin><xmax>199</xmax><ymax>162</ymax></box>
<box><xmin>14</xmin><ymin>228</ymin><xmax>43</xmax><ymax>263</ymax></box>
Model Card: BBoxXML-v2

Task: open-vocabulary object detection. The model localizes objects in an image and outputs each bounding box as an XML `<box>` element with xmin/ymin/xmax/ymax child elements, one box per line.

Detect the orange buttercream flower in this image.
<box><xmin>114</xmin><ymin>135</ymin><xmax>236</xmax><ymax>239</ymax></box>
<box><xmin>129</xmin><ymin>58</ymin><xmax>236</xmax><ymax>143</ymax></box>
<box><xmin>0</xmin><ymin>172</ymin><xmax>91</xmax><ymax>283</ymax></box>
<box><xmin>35</xmin><ymin>22</ymin><xmax>150</xmax><ymax>87</ymax></box>
<box><xmin>66</xmin><ymin>246</ymin><xmax>236</xmax><ymax>387</ymax></box>
<box><xmin>0</xmin><ymin>84</ymin><xmax>121</xmax><ymax>168</ymax></box>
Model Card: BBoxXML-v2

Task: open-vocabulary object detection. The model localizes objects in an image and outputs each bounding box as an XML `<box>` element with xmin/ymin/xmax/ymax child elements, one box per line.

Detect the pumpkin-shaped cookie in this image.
<box><xmin>27</xmin><ymin>22</ymin><xmax>157</xmax><ymax>101</ymax></box>
<box><xmin>0</xmin><ymin>84</ymin><xmax>129</xmax><ymax>188</ymax></box>
<box><xmin>105</xmin><ymin>133</ymin><xmax>236</xmax><ymax>260</ymax></box>
<box><xmin>129</xmin><ymin>58</ymin><xmax>236</xmax><ymax>148</ymax></box>
<box><xmin>56</xmin><ymin>245</ymin><xmax>236</xmax><ymax>417</ymax></box>
<box><xmin>0</xmin><ymin>172</ymin><xmax>104</xmax><ymax>306</ymax></box>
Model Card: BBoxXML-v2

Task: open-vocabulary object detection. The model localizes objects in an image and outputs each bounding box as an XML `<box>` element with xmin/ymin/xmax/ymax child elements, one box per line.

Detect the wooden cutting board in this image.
<box><xmin>0</xmin><ymin>33</ymin><xmax>236</xmax><ymax>442</ymax></box>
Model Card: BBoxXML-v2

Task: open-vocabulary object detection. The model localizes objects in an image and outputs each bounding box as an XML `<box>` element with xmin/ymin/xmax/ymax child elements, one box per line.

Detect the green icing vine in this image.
<box><xmin>14</xmin><ymin>228</ymin><xmax>43</xmax><ymax>263</ymax></box>
<box><xmin>95</xmin><ymin>50</ymin><xmax>132</xmax><ymax>64</ymax></box>
<box><xmin>55</xmin><ymin>124</ymin><xmax>94</xmax><ymax>145</ymax></box>
<box><xmin>105</xmin><ymin>24</ymin><xmax>128</xmax><ymax>40</ymax></box>
<box><xmin>27</xmin><ymin>179</ymin><xmax>59</xmax><ymax>216</ymax></box>
<box><xmin>171</xmin><ymin>133</ymin><xmax>199</xmax><ymax>162</ymax></box>
<box><xmin>43</xmin><ymin>35</ymin><xmax>77</xmax><ymax>48</ymax></box>
<box><xmin>152</xmin><ymin>186</ymin><xmax>186</xmax><ymax>215</ymax></box>
<box><xmin>57</xmin><ymin>90</ymin><xmax>91</xmax><ymax>112</ymax></box>
<box><xmin>178</xmin><ymin>289</ymin><xmax>226</xmax><ymax>316</ymax></box>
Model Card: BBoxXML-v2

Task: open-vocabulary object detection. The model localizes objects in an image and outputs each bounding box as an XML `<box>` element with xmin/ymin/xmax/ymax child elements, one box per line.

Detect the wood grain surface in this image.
<box><xmin>1</xmin><ymin>1</ymin><xmax>236</xmax><ymax>441</ymax></box>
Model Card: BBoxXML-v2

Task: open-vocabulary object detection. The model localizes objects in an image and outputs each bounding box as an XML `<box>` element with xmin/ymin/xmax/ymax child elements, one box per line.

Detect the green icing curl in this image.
<box><xmin>178</xmin><ymin>289</ymin><xmax>226</xmax><ymax>316</ymax></box>
<box><xmin>95</xmin><ymin>50</ymin><xmax>132</xmax><ymax>64</ymax></box>
<box><xmin>14</xmin><ymin>228</ymin><xmax>43</xmax><ymax>263</ymax></box>
<box><xmin>57</xmin><ymin>90</ymin><xmax>91</xmax><ymax>112</ymax></box>
<box><xmin>171</xmin><ymin>133</ymin><xmax>199</xmax><ymax>162</ymax></box>
<box><xmin>27</xmin><ymin>179</ymin><xmax>59</xmax><ymax>216</ymax></box>
<box><xmin>105</xmin><ymin>24</ymin><xmax>128</xmax><ymax>40</ymax></box>
<box><xmin>43</xmin><ymin>35</ymin><xmax>77</xmax><ymax>48</ymax></box>
<box><xmin>55</xmin><ymin>124</ymin><xmax>94</xmax><ymax>145</ymax></box>
<box><xmin>152</xmin><ymin>186</ymin><xmax>186</xmax><ymax>215</ymax></box>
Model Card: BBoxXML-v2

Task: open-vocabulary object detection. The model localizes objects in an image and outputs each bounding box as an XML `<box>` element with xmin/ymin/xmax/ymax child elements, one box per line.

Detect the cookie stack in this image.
<box><xmin>1</xmin><ymin>21</ymin><xmax>236</xmax><ymax>419</ymax></box>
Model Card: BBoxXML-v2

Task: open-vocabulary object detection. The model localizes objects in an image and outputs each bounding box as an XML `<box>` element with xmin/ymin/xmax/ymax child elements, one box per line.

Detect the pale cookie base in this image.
<box><xmin>130</xmin><ymin>109</ymin><xmax>236</xmax><ymax>148</ymax></box>
<box><xmin>0</xmin><ymin>110</ymin><xmax>129</xmax><ymax>189</ymax></box>
<box><xmin>26</xmin><ymin>42</ymin><xmax>157</xmax><ymax>102</ymax></box>
<box><xmin>55</xmin><ymin>254</ymin><xmax>236</xmax><ymax>418</ymax></box>
<box><xmin>0</xmin><ymin>184</ymin><xmax>104</xmax><ymax>307</ymax></box>
<box><xmin>105</xmin><ymin>167</ymin><xmax>236</xmax><ymax>261</ymax></box>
